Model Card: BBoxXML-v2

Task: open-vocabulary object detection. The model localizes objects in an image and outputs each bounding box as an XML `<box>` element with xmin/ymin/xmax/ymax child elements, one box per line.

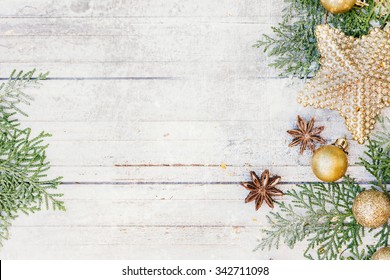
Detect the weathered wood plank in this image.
<box><xmin>0</xmin><ymin>62</ymin><xmax>272</xmax><ymax>79</ymax></box>
<box><xmin>21</xmin><ymin>120</ymin><xmax>365</xmax><ymax>142</ymax></box>
<box><xmin>0</xmin><ymin>227</ymin><xmax>378</xmax><ymax>259</ymax></box>
<box><xmin>9</xmin><ymin>199</ymin><xmax>285</xmax><ymax>227</ymax></box>
<box><xmin>0</xmin><ymin>26</ymin><xmax>265</xmax><ymax>64</ymax></box>
<box><xmin>8</xmin><ymin>183</ymin><xmax>376</xmax><ymax>228</ymax></box>
<box><xmin>7</xmin><ymin>183</ymin><xmax>299</xmax><ymax>228</ymax></box>
<box><xmin>12</xmin><ymin>79</ymin><xmax>343</xmax><ymax>122</ymax></box>
<box><xmin>0</xmin><ymin>18</ymin><xmax>275</xmax><ymax>36</ymax></box>
<box><xmin>0</xmin><ymin>0</ymin><xmax>281</xmax><ymax>18</ymax></box>
<box><xmin>2</xmin><ymin>244</ymin><xmax>300</xmax><ymax>260</ymax></box>
<box><xmin>40</xmin><ymin>140</ymin><xmax>370</xmax><ymax>167</ymax></box>
<box><xmin>47</xmin><ymin>165</ymin><xmax>373</xmax><ymax>183</ymax></box>
<box><xmin>36</xmin><ymin>183</ymin><xmax>362</xmax><ymax>201</ymax></box>
<box><xmin>0</xmin><ymin>226</ymin><xmax>304</xmax><ymax>259</ymax></box>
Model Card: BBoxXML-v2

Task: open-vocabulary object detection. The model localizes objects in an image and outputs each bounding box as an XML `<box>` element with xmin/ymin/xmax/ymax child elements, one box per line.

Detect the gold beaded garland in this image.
<box><xmin>352</xmin><ymin>190</ymin><xmax>390</xmax><ymax>228</ymax></box>
<box><xmin>297</xmin><ymin>25</ymin><xmax>390</xmax><ymax>144</ymax></box>
<box><xmin>371</xmin><ymin>247</ymin><xmax>390</xmax><ymax>260</ymax></box>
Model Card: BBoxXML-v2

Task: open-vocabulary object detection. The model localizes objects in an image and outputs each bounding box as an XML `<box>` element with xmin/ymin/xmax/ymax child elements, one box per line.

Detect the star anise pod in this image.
<box><xmin>241</xmin><ymin>170</ymin><xmax>283</xmax><ymax>210</ymax></box>
<box><xmin>287</xmin><ymin>115</ymin><xmax>325</xmax><ymax>154</ymax></box>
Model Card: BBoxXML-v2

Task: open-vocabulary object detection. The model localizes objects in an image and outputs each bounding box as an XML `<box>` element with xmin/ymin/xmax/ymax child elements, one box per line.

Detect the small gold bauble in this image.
<box><xmin>352</xmin><ymin>190</ymin><xmax>390</xmax><ymax>228</ymax></box>
<box><xmin>311</xmin><ymin>139</ymin><xmax>348</xmax><ymax>182</ymax></box>
<box><xmin>320</xmin><ymin>0</ymin><xmax>357</xmax><ymax>14</ymax></box>
<box><xmin>371</xmin><ymin>247</ymin><xmax>390</xmax><ymax>260</ymax></box>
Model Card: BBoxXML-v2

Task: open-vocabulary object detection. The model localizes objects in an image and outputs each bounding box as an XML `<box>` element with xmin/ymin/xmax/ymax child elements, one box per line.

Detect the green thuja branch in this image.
<box><xmin>254</xmin><ymin>0</ymin><xmax>324</xmax><ymax>78</ymax></box>
<box><xmin>372</xmin><ymin>116</ymin><xmax>390</xmax><ymax>152</ymax></box>
<box><xmin>257</xmin><ymin>178</ymin><xmax>365</xmax><ymax>259</ymax></box>
<box><xmin>359</xmin><ymin>117</ymin><xmax>390</xmax><ymax>192</ymax></box>
<box><xmin>0</xmin><ymin>70</ymin><xmax>64</xmax><ymax>246</ymax></box>
<box><xmin>254</xmin><ymin>0</ymin><xmax>388</xmax><ymax>78</ymax></box>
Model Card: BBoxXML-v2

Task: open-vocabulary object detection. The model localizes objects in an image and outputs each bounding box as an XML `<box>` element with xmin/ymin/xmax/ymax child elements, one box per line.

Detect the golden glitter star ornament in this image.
<box><xmin>297</xmin><ymin>25</ymin><xmax>390</xmax><ymax>144</ymax></box>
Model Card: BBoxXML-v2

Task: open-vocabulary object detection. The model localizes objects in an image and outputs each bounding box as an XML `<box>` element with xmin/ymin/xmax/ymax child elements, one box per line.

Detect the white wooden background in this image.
<box><xmin>0</xmin><ymin>0</ymin><xmax>386</xmax><ymax>260</ymax></box>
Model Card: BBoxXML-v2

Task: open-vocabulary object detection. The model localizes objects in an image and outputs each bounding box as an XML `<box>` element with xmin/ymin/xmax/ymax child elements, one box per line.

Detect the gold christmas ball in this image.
<box><xmin>371</xmin><ymin>247</ymin><xmax>390</xmax><ymax>260</ymax></box>
<box><xmin>352</xmin><ymin>190</ymin><xmax>390</xmax><ymax>228</ymax></box>
<box><xmin>320</xmin><ymin>0</ymin><xmax>357</xmax><ymax>14</ymax></box>
<box><xmin>311</xmin><ymin>144</ymin><xmax>348</xmax><ymax>182</ymax></box>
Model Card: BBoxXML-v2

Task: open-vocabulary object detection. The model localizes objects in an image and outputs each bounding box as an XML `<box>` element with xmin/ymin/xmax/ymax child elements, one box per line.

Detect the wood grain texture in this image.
<box><xmin>0</xmin><ymin>0</ymin><xmax>388</xmax><ymax>260</ymax></box>
<box><xmin>0</xmin><ymin>226</ymin><xmax>307</xmax><ymax>259</ymax></box>
<box><xmin>0</xmin><ymin>0</ymin><xmax>281</xmax><ymax>18</ymax></box>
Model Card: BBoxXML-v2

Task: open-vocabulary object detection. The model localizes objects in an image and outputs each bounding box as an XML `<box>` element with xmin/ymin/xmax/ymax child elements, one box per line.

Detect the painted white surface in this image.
<box><xmin>0</xmin><ymin>0</ymin><xmax>387</xmax><ymax>259</ymax></box>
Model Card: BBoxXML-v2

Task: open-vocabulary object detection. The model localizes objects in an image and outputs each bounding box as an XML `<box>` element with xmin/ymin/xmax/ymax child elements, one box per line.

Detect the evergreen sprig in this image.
<box><xmin>371</xmin><ymin>116</ymin><xmax>390</xmax><ymax>152</ymax></box>
<box><xmin>254</xmin><ymin>0</ymin><xmax>388</xmax><ymax>78</ymax></box>
<box><xmin>257</xmin><ymin>117</ymin><xmax>390</xmax><ymax>259</ymax></box>
<box><xmin>0</xmin><ymin>70</ymin><xmax>64</xmax><ymax>246</ymax></box>
<box><xmin>257</xmin><ymin>178</ymin><xmax>367</xmax><ymax>259</ymax></box>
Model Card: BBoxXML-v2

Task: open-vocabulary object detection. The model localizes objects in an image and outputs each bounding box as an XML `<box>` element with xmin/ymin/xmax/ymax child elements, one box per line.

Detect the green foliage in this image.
<box><xmin>257</xmin><ymin>117</ymin><xmax>390</xmax><ymax>259</ymax></box>
<box><xmin>0</xmin><ymin>70</ymin><xmax>64</xmax><ymax>246</ymax></box>
<box><xmin>359</xmin><ymin>116</ymin><xmax>390</xmax><ymax>194</ymax></box>
<box><xmin>371</xmin><ymin>116</ymin><xmax>390</xmax><ymax>152</ymax></box>
<box><xmin>256</xmin><ymin>178</ymin><xmax>367</xmax><ymax>259</ymax></box>
<box><xmin>254</xmin><ymin>0</ymin><xmax>388</xmax><ymax>78</ymax></box>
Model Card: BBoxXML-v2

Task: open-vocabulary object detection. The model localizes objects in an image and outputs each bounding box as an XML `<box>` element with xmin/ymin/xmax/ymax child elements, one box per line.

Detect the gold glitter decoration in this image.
<box><xmin>352</xmin><ymin>190</ymin><xmax>390</xmax><ymax>228</ymax></box>
<box><xmin>320</xmin><ymin>0</ymin><xmax>358</xmax><ymax>14</ymax></box>
<box><xmin>297</xmin><ymin>25</ymin><xmax>390</xmax><ymax>144</ymax></box>
<box><xmin>371</xmin><ymin>247</ymin><xmax>390</xmax><ymax>260</ymax></box>
<box><xmin>311</xmin><ymin>139</ymin><xmax>348</xmax><ymax>182</ymax></box>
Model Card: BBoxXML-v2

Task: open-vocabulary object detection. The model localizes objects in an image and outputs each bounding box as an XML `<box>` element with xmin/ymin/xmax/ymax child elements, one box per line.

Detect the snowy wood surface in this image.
<box><xmin>0</xmin><ymin>0</ymin><xmax>387</xmax><ymax>260</ymax></box>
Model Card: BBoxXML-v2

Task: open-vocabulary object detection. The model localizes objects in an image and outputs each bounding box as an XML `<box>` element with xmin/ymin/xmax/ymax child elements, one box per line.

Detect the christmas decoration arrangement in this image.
<box><xmin>240</xmin><ymin>0</ymin><xmax>390</xmax><ymax>260</ymax></box>
<box><xmin>254</xmin><ymin>0</ymin><xmax>389</xmax><ymax>78</ymax></box>
<box><xmin>0</xmin><ymin>70</ymin><xmax>64</xmax><ymax>246</ymax></box>
<box><xmin>255</xmin><ymin>121</ymin><xmax>390</xmax><ymax>259</ymax></box>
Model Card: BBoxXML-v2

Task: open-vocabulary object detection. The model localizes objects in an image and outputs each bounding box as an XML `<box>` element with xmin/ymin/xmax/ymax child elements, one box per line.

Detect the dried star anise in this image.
<box><xmin>241</xmin><ymin>170</ymin><xmax>283</xmax><ymax>210</ymax></box>
<box><xmin>287</xmin><ymin>115</ymin><xmax>325</xmax><ymax>154</ymax></box>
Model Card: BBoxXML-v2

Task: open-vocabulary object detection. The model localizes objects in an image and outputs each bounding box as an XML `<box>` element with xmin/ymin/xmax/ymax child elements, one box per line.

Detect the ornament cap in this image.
<box><xmin>333</xmin><ymin>137</ymin><xmax>348</xmax><ymax>152</ymax></box>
